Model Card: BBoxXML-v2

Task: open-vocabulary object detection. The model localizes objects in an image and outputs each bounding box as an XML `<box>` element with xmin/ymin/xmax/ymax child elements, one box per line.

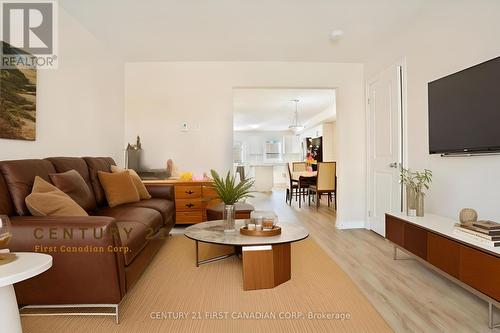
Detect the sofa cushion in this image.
<box><xmin>83</xmin><ymin>157</ymin><xmax>116</xmax><ymax>207</ymax></box>
<box><xmin>95</xmin><ymin>206</ymin><xmax>163</xmax><ymax>234</ymax></box>
<box><xmin>111</xmin><ymin>165</ymin><xmax>151</xmax><ymax>200</ymax></box>
<box><xmin>0</xmin><ymin>173</ymin><xmax>14</xmax><ymax>216</ymax></box>
<box><xmin>49</xmin><ymin>170</ymin><xmax>94</xmax><ymax>211</ymax></box>
<box><xmin>46</xmin><ymin>157</ymin><xmax>97</xmax><ymax>211</ymax></box>
<box><xmin>25</xmin><ymin>177</ymin><xmax>88</xmax><ymax>217</ymax></box>
<box><xmin>98</xmin><ymin>171</ymin><xmax>140</xmax><ymax>208</ymax></box>
<box><xmin>122</xmin><ymin>198</ymin><xmax>174</xmax><ymax>226</ymax></box>
<box><xmin>115</xmin><ymin>221</ymin><xmax>150</xmax><ymax>265</ymax></box>
<box><xmin>0</xmin><ymin>159</ymin><xmax>56</xmax><ymax>216</ymax></box>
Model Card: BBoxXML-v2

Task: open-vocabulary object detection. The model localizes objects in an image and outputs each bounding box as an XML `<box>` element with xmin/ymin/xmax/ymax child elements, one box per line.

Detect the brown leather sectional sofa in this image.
<box><xmin>0</xmin><ymin>157</ymin><xmax>175</xmax><ymax>306</ymax></box>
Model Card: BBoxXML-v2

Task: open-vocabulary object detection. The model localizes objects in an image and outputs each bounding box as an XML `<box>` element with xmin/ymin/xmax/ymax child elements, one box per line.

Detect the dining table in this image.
<box><xmin>291</xmin><ymin>171</ymin><xmax>317</xmax><ymax>181</ymax></box>
<box><xmin>290</xmin><ymin>171</ymin><xmax>317</xmax><ymax>207</ymax></box>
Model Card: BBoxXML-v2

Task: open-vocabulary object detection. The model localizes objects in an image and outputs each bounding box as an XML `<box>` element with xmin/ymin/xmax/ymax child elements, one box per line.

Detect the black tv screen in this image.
<box><xmin>428</xmin><ymin>56</ymin><xmax>500</xmax><ymax>154</ymax></box>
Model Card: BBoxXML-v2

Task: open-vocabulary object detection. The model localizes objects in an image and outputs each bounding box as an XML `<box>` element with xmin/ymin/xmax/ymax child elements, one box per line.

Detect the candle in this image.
<box><xmin>247</xmin><ymin>223</ymin><xmax>256</xmax><ymax>230</ymax></box>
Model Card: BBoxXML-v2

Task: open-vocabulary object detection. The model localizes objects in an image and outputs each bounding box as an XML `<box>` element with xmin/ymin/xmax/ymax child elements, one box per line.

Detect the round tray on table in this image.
<box><xmin>239</xmin><ymin>226</ymin><xmax>281</xmax><ymax>237</ymax></box>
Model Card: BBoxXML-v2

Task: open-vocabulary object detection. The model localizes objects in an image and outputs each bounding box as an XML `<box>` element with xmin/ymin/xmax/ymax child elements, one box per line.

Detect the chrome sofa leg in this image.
<box><xmin>20</xmin><ymin>304</ymin><xmax>120</xmax><ymax>324</ymax></box>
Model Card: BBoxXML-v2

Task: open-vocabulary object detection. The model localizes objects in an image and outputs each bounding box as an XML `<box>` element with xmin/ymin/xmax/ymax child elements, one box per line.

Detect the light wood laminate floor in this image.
<box><xmin>236</xmin><ymin>190</ymin><xmax>499</xmax><ymax>332</ymax></box>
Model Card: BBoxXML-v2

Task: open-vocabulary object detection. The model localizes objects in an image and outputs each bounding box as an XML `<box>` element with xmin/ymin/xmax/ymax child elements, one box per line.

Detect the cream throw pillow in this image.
<box><xmin>110</xmin><ymin>165</ymin><xmax>151</xmax><ymax>200</ymax></box>
<box><xmin>25</xmin><ymin>176</ymin><xmax>88</xmax><ymax>216</ymax></box>
<box><xmin>98</xmin><ymin>171</ymin><xmax>140</xmax><ymax>207</ymax></box>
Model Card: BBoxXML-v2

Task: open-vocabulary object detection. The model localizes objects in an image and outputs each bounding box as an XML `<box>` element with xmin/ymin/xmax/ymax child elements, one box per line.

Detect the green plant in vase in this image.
<box><xmin>400</xmin><ymin>168</ymin><xmax>432</xmax><ymax>217</ymax></box>
<box><xmin>210</xmin><ymin>170</ymin><xmax>254</xmax><ymax>232</ymax></box>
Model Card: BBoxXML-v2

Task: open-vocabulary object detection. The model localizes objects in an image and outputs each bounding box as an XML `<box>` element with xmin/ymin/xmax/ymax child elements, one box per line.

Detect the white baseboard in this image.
<box><xmin>335</xmin><ymin>220</ymin><xmax>366</xmax><ymax>230</ymax></box>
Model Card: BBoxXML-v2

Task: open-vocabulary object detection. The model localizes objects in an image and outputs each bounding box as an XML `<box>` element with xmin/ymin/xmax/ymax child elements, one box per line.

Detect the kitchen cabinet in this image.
<box><xmin>248</xmin><ymin>136</ymin><xmax>264</xmax><ymax>155</ymax></box>
<box><xmin>283</xmin><ymin>135</ymin><xmax>301</xmax><ymax>154</ymax></box>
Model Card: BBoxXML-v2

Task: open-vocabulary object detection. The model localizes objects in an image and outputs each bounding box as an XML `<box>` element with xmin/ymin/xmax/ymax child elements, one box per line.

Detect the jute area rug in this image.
<box><xmin>21</xmin><ymin>235</ymin><xmax>392</xmax><ymax>333</ymax></box>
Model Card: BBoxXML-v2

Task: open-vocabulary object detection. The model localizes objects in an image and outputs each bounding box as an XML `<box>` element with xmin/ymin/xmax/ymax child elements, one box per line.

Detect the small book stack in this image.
<box><xmin>454</xmin><ymin>220</ymin><xmax>500</xmax><ymax>247</ymax></box>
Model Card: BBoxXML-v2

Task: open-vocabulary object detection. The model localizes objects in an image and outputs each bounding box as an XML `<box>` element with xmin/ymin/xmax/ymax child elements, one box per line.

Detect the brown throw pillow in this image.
<box><xmin>25</xmin><ymin>177</ymin><xmax>88</xmax><ymax>216</ymax></box>
<box><xmin>98</xmin><ymin>171</ymin><xmax>140</xmax><ymax>207</ymax></box>
<box><xmin>111</xmin><ymin>165</ymin><xmax>151</xmax><ymax>200</ymax></box>
<box><xmin>49</xmin><ymin>170</ymin><xmax>94</xmax><ymax>211</ymax></box>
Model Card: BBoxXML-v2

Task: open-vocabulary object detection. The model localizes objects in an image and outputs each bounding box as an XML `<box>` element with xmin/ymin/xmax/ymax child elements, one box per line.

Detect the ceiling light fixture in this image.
<box><xmin>288</xmin><ymin>99</ymin><xmax>305</xmax><ymax>133</ymax></box>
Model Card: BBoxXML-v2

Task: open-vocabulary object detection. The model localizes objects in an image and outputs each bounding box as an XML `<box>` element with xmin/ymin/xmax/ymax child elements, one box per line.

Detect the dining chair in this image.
<box><xmin>292</xmin><ymin>162</ymin><xmax>307</xmax><ymax>172</ymax></box>
<box><xmin>308</xmin><ymin>162</ymin><xmax>336</xmax><ymax>209</ymax></box>
<box><xmin>298</xmin><ymin>175</ymin><xmax>315</xmax><ymax>208</ymax></box>
<box><xmin>286</xmin><ymin>163</ymin><xmax>299</xmax><ymax>205</ymax></box>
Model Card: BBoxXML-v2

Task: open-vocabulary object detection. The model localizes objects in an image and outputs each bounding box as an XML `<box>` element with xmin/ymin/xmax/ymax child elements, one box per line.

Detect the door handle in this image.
<box><xmin>185</xmin><ymin>190</ymin><xmax>194</xmax><ymax>195</ymax></box>
<box><xmin>389</xmin><ymin>162</ymin><xmax>399</xmax><ymax>168</ymax></box>
<box><xmin>186</xmin><ymin>203</ymin><xmax>195</xmax><ymax>208</ymax></box>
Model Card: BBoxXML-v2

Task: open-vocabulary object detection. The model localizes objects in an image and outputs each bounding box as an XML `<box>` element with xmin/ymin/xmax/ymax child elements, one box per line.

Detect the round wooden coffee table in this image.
<box><xmin>184</xmin><ymin>220</ymin><xmax>308</xmax><ymax>290</ymax></box>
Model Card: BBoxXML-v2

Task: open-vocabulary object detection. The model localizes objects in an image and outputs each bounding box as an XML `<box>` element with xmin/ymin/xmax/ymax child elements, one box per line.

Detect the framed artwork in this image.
<box><xmin>0</xmin><ymin>41</ymin><xmax>37</xmax><ymax>141</ymax></box>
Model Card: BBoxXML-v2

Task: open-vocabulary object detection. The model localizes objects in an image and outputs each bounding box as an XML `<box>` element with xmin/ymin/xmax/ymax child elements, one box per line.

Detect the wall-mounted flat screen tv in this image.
<box><xmin>428</xmin><ymin>56</ymin><xmax>500</xmax><ymax>154</ymax></box>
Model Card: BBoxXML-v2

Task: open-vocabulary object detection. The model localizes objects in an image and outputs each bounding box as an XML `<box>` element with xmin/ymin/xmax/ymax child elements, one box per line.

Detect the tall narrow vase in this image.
<box><xmin>0</xmin><ymin>215</ymin><xmax>11</xmax><ymax>250</ymax></box>
<box><xmin>406</xmin><ymin>187</ymin><xmax>417</xmax><ymax>217</ymax></box>
<box><xmin>223</xmin><ymin>204</ymin><xmax>236</xmax><ymax>232</ymax></box>
<box><xmin>416</xmin><ymin>191</ymin><xmax>425</xmax><ymax>217</ymax></box>
<box><xmin>0</xmin><ymin>215</ymin><xmax>14</xmax><ymax>265</ymax></box>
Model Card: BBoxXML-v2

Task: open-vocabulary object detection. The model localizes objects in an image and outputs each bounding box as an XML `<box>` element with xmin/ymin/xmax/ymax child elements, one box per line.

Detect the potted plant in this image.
<box><xmin>400</xmin><ymin>168</ymin><xmax>432</xmax><ymax>217</ymax></box>
<box><xmin>210</xmin><ymin>170</ymin><xmax>254</xmax><ymax>232</ymax></box>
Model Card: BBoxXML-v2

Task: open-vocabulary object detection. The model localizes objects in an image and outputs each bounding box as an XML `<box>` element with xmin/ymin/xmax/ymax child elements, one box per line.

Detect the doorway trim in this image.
<box><xmin>365</xmin><ymin>58</ymin><xmax>408</xmax><ymax>231</ymax></box>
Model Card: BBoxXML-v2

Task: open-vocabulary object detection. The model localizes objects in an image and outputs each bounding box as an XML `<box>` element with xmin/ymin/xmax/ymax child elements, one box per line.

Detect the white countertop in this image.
<box><xmin>387</xmin><ymin>212</ymin><xmax>500</xmax><ymax>256</ymax></box>
<box><xmin>247</xmin><ymin>163</ymin><xmax>287</xmax><ymax>167</ymax></box>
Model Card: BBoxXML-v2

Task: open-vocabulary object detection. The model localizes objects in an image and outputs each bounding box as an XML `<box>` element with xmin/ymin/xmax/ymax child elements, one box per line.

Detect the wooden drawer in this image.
<box><xmin>202</xmin><ymin>185</ymin><xmax>218</xmax><ymax>198</ymax></box>
<box><xmin>386</xmin><ymin>215</ymin><xmax>404</xmax><ymax>247</ymax></box>
<box><xmin>427</xmin><ymin>232</ymin><xmax>460</xmax><ymax>278</ymax></box>
<box><xmin>404</xmin><ymin>223</ymin><xmax>427</xmax><ymax>259</ymax></box>
<box><xmin>175</xmin><ymin>198</ymin><xmax>203</xmax><ymax>212</ymax></box>
<box><xmin>459</xmin><ymin>245</ymin><xmax>500</xmax><ymax>301</ymax></box>
<box><xmin>176</xmin><ymin>211</ymin><xmax>203</xmax><ymax>224</ymax></box>
<box><xmin>175</xmin><ymin>185</ymin><xmax>202</xmax><ymax>199</ymax></box>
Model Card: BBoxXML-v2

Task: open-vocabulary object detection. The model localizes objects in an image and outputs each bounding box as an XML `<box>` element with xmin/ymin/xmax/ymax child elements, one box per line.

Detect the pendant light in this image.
<box><xmin>288</xmin><ymin>99</ymin><xmax>305</xmax><ymax>132</ymax></box>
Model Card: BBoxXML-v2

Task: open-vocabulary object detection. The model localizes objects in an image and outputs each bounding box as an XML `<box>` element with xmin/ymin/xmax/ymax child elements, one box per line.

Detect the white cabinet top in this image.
<box><xmin>387</xmin><ymin>212</ymin><xmax>500</xmax><ymax>256</ymax></box>
<box><xmin>0</xmin><ymin>253</ymin><xmax>52</xmax><ymax>287</ymax></box>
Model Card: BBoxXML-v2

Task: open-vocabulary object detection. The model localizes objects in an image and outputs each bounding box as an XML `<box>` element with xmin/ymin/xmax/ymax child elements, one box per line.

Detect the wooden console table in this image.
<box><xmin>385</xmin><ymin>212</ymin><xmax>500</xmax><ymax>329</ymax></box>
<box><xmin>143</xmin><ymin>180</ymin><xmax>219</xmax><ymax>224</ymax></box>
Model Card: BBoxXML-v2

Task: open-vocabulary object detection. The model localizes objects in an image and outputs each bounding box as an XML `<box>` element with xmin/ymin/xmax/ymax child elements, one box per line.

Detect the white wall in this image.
<box><xmin>322</xmin><ymin>122</ymin><xmax>337</xmax><ymax>162</ymax></box>
<box><xmin>0</xmin><ymin>8</ymin><xmax>124</xmax><ymax>163</ymax></box>
<box><xmin>365</xmin><ymin>1</ymin><xmax>500</xmax><ymax>221</ymax></box>
<box><xmin>125</xmin><ymin>62</ymin><xmax>365</xmax><ymax>228</ymax></box>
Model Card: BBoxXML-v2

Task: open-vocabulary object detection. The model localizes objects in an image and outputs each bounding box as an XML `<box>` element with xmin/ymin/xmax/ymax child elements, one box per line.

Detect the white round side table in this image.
<box><xmin>0</xmin><ymin>253</ymin><xmax>52</xmax><ymax>333</ymax></box>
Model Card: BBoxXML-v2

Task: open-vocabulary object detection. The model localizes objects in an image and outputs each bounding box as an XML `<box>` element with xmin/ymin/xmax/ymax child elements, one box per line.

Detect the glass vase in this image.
<box><xmin>0</xmin><ymin>215</ymin><xmax>12</xmax><ymax>251</ymax></box>
<box><xmin>406</xmin><ymin>187</ymin><xmax>417</xmax><ymax>217</ymax></box>
<box><xmin>223</xmin><ymin>204</ymin><xmax>236</xmax><ymax>232</ymax></box>
<box><xmin>416</xmin><ymin>191</ymin><xmax>425</xmax><ymax>217</ymax></box>
<box><xmin>0</xmin><ymin>215</ymin><xmax>14</xmax><ymax>265</ymax></box>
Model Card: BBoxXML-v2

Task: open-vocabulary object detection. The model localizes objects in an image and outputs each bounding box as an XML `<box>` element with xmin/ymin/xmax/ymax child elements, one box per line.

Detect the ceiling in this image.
<box><xmin>233</xmin><ymin>88</ymin><xmax>335</xmax><ymax>132</ymax></box>
<box><xmin>60</xmin><ymin>0</ymin><xmax>433</xmax><ymax>62</ymax></box>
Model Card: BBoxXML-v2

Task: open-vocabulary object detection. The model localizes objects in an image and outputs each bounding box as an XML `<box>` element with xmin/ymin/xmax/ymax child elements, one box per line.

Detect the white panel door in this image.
<box><xmin>367</xmin><ymin>64</ymin><xmax>403</xmax><ymax>236</ymax></box>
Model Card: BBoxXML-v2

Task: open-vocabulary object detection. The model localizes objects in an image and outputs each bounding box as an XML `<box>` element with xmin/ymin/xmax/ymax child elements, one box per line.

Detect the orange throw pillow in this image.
<box><xmin>98</xmin><ymin>171</ymin><xmax>140</xmax><ymax>207</ymax></box>
<box><xmin>25</xmin><ymin>177</ymin><xmax>88</xmax><ymax>216</ymax></box>
<box><xmin>111</xmin><ymin>165</ymin><xmax>151</xmax><ymax>200</ymax></box>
